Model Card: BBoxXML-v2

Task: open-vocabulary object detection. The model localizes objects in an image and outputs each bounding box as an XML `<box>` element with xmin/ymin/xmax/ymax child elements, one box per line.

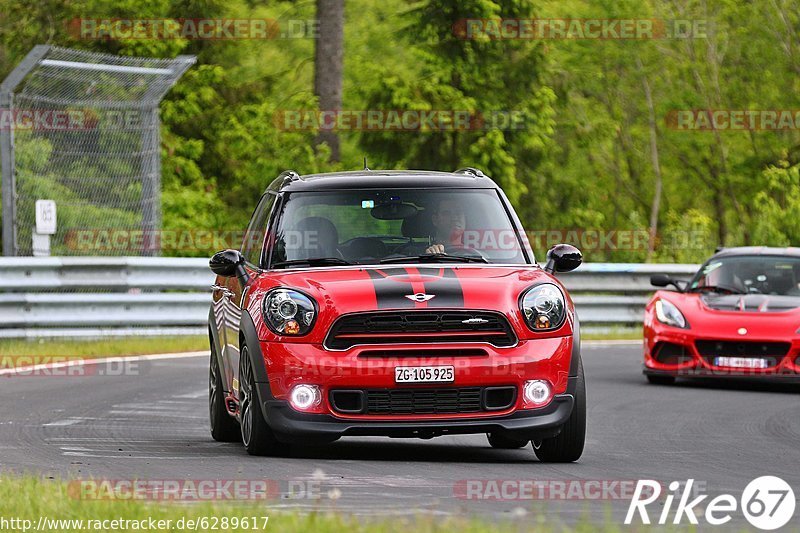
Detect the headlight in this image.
<box><xmin>655</xmin><ymin>299</ymin><xmax>689</xmax><ymax>329</ymax></box>
<box><xmin>520</xmin><ymin>283</ymin><xmax>567</xmax><ymax>331</ymax></box>
<box><xmin>263</xmin><ymin>288</ymin><xmax>317</xmax><ymax>335</ymax></box>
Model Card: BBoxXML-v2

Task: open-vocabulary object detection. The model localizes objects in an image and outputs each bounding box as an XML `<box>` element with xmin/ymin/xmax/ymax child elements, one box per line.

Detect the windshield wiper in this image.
<box><xmin>379</xmin><ymin>253</ymin><xmax>488</xmax><ymax>264</ymax></box>
<box><xmin>689</xmin><ymin>284</ymin><xmax>745</xmax><ymax>295</ymax></box>
<box><xmin>272</xmin><ymin>257</ymin><xmax>353</xmax><ymax>268</ymax></box>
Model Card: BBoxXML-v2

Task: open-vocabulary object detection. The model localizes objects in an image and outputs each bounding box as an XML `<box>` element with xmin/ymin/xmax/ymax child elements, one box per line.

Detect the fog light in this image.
<box><xmin>289</xmin><ymin>384</ymin><xmax>321</xmax><ymax>411</ymax></box>
<box><xmin>523</xmin><ymin>380</ymin><xmax>552</xmax><ymax>408</ymax></box>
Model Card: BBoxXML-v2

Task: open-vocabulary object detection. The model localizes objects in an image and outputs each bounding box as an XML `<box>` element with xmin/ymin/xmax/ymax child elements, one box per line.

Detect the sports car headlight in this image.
<box><xmin>655</xmin><ymin>299</ymin><xmax>688</xmax><ymax>329</ymax></box>
<box><xmin>263</xmin><ymin>289</ymin><xmax>317</xmax><ymax>335</ymax></box>
<box><xmin>521</xmin><ymin>283</ymin><xmax>566</xmax><ymax>331</ymax></box>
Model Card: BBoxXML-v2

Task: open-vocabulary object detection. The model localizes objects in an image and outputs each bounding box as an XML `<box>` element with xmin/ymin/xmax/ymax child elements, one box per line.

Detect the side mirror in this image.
<box><xmin>650</xmin><ymin>274</ymin><xmax>671</xmax><ymax>287</ymax></box>
<box><xmin>544</xmin><ymin>244</ymin><xmax>582</xmax><ymax>274</ymax></box>
<box><xmin>650</xmin><ymin>274</ymin><xmax>685</xmax><ymax>292</ymax></box>
<box><xmin>210</xmin><ymin>249</ymin><xmax>249</xmax><ymax>285</ymax></box>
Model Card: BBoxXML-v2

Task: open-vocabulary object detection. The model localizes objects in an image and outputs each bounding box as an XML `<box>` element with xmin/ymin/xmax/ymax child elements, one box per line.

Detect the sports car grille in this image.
<box><xmin>653</xmin><ymin>341</ymin><xmax>693</xmax><ymax>365</ymax></box>
<box><xmin>695</xmin><ymin>340</ymin><xmax>790</xmax><ymax>357</ymax></box>
<box><xmin>695</xmin><ymin>340</ymin><xmax>791</xmax><ymax>367</ymax></box>
<box><xmin>329</xmin><ymin>386</ymin><xmax>516</xmax><ymax>415</ymax></box>
<box><xmin>324</xmin><ymin>311</ymin><xmax>516</xmax><ymax>350</ymax></box>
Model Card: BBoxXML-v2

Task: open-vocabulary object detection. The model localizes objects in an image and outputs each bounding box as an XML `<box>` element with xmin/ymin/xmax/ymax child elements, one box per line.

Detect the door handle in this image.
<box><xmin>211</xmin><ymin>285</ymin><xmax>235</xmax><ymax>298</ymax></box>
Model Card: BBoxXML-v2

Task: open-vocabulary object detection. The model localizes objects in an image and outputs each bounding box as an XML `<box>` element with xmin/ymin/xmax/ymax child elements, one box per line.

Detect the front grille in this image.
<box><xmin>358</xmin><ymin>348</ymin><xmax>488</xmax><ymax>358</ymax></box>
<box><xmin>324</xmin><ymin>311</ymin><xmax>517</xmax><ymax>350</ymax></box>
<box><xmin>329</xmin><ymin>386</ymin><xmax>517</xmax><ymax>415</ymax></box>
<box><xmin>653</xmin><ymin>341</ymin><xmax>693</xmax><ymax>365</ymax></box>
<box><xmin>695</xmin><ymin>340</ymin><xmax>791</xmax><ymax>357</ymax></box>
<box><xmin>695</xmin><ymin>340</ymin><xmax>791</xmax><ymax>367</ymax></box>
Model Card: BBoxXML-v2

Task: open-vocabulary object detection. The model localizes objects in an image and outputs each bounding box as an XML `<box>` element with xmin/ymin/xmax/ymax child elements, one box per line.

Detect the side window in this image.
<box><xmin>241</xmin><ymin>193</ymin><xmax>276</xmax><ymax>266</ymax></box>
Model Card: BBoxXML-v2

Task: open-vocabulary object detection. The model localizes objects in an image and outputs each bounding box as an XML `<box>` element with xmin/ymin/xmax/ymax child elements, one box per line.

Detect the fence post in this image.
<box><xmin>1</xmin><ymin>45</ymin><xmax>50</xmax><ymax>256</ymax></box>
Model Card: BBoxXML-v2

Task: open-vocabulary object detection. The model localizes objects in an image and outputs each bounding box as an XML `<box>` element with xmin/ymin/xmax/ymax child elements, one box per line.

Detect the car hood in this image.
<box><xmin>700</xmin><ymin>294</ymin><xmax>800</xmax><ymax>313</ymax></box>
<box><xmin>249</xmin><ymin>264</ymin><xmax>571</xmax><ymax>341</ymax></box>
<box><xmin>652</xmin><ymin>290</ymin><xmax>800</xmax><ymax>340</ymax></box>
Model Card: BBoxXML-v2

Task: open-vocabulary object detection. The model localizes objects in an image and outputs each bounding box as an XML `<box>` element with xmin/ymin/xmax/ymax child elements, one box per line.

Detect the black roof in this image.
<box><xmin>711</xmin><ymin>246</ymin><xmax>800</xmax><ymax>258</ymax></box>
<box><xmin>266</xmin><ymin>169</ymin><xmax>498</xmax><ymax>193</ymax></box>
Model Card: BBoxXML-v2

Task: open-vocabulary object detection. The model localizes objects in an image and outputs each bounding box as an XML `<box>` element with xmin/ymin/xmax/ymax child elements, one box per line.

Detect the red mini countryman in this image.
<box><xmin>644</xmin><ymin>247</ymin><xmax>800</xmax><ymax>384</ymax></box>
<box><xmin>208</xmin><ymin>168</ymin><xmax>586</xmax><ymax>461</ymax></box>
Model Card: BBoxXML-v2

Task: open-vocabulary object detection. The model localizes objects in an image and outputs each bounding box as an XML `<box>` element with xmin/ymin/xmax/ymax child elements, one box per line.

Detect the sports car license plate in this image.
<box><xmin>394</xmin><ymin>365</ymin><xmax>454</xmax><ymax>383</ymax></box>
<box><xmin>714</xmin><ymin>356</ymin><xmax>768</xmax><ymax>369</ymax></box>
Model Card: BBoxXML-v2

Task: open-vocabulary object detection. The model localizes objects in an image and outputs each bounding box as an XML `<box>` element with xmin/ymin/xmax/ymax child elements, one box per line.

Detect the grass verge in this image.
<box><xmin>0</xmin><ymin>475</ymin><xmax>617</xmax><ymax>533</ymax></box>
<box><xmin>0</xmin><ymin>336</ymin><xmax>207</xmax><ymax>362</ymax></box>
<box><xmin>583</xmin><ymin>329</ymin><xmax>641</xmax><ymax>341</ymax></box>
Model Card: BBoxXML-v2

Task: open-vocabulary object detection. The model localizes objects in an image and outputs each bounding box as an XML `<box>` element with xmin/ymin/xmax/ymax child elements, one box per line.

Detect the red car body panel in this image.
<box><xmin>239</xmin><ymin>265</ymin><xmax>575</xmax><ymax>416</ymax></box>
<box><xmin>644</xmin><ymin>290</ymin><xmax>800</xmax><ymax>378</ymax></box>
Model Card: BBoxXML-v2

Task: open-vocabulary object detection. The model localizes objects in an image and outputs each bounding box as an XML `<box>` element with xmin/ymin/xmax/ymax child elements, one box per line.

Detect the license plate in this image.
<box><xmin>714</xmin><ymin>356</ymin><xmax>769</xmax><ymax>369</ymax></box>
<box><xmin>394</xmin><ymin>365</ymin><xmax>454</xmax><ymax>383</ymax></box>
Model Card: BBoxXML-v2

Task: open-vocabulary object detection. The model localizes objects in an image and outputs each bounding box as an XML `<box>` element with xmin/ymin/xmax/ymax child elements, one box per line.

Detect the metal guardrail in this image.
<box><xmin>0</xmin><ymin>258</ymin><xmax>698</xmax><ymax>338</ymax></box>
<box><xmin>0</xmin><ymin>257</ymin><xmax>210</xmax><ymax>291</ymax></box>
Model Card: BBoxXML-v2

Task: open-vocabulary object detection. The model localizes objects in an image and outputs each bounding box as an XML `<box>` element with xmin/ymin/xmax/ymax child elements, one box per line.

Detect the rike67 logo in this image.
<box><xmin>625</xmin><ymin>476</ymin><xmax>796</xmax><ymax>530</ymax></box>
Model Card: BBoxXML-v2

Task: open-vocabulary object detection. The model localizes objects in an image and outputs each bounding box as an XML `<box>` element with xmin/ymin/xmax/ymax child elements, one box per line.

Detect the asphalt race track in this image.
<box><xmin>2</xmin><ymin>343</ymin><xmax>800</xmax><ymax>527</ymax></box>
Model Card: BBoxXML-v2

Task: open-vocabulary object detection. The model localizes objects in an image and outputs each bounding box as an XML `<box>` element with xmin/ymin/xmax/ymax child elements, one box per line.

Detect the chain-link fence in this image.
<box><xmin>1</xmin><ymin>45</ymin><xmax>194</xmax><ymax>256</ymax></box>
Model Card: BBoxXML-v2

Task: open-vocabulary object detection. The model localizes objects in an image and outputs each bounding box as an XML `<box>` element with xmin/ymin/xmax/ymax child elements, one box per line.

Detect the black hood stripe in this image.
<box><xmin>367</xmin><ymin>268</ymin><xmax>416</xmax><ymax>309</ymax></box>
<box><xmin>419</xmin><ymin>267</ymin><xmax>464</xmax><ymax>307</ymax></box>
<box><xmin>367</xmin><ymin>267</ymin><xmax>464</xmax><ymax>309</ymax></box>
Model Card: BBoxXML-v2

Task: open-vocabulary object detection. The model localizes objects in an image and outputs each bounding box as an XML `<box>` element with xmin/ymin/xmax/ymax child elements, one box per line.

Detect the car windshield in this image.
<box><xmin>268</xmin><ymin>189</ymin><xmax>529</xmax><ymax>267</ymax></box>
<box><xmin>690</xmin><ymin>255</ymin><xmax>800</xmax><ymax>295</ymax></box>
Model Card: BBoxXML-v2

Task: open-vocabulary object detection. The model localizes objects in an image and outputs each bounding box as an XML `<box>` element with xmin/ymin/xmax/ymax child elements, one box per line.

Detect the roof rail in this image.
<box><xmin>278</xmin><ymin>170</ymin><xmax>301</xmax><ymax>182</ymax></box>
<box><xmin>267</xmin><ymin>170</ymin><xmax>302</xmax><ymax>192</ymax></box>
<box><xmin>454</xmin><ymin>167</ymin><xmax>487</xmax><ymax>178</ymax></box>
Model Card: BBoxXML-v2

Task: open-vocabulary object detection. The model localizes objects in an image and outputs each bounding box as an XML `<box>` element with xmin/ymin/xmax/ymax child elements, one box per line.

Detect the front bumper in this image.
<box><xmin>257</xmin><ymin>376</ymin><xmax>577</xmax><ymax>442</ymax></box>
<box><xmin>262</xmin><ymin>337</ymin><xmax>573</xmax><ymax>398</ymax></box>
<box><xmin>643</xmin><ymin>328</ymin><xmax>800</xmax><ymax>380</ymax></box>
<box><xmin>254</xmin><ymin>335</ymin><xmax>577</xmax><ymax>442</ymax></box>
<box><xmin>643</xmin><ymin>366</ymin><xmax>800</xmax><ymax>381</ymax></box>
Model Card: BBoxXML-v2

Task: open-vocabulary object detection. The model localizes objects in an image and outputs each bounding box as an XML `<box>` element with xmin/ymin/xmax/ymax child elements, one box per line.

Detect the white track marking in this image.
<box><xmin>172</xmin><ymin>389</ymin><xmax>208</xmax><ymax>399</ymax></box>
<box><xmin>0</xmin><ymin>351</ymin><xmax>208</xmax><ymax>377</ymax></box>
<box><xmin>43</xmin><ymin>419</ymin><xmax>83</xmax><ymax>427</ymax></box>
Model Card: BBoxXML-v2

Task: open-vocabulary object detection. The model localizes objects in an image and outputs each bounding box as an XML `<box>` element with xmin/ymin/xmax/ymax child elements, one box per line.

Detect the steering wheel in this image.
<box><xmin>394</xmin><ymin>241</ymin><xmax>426</xmax><ymax>256</ymax></box>
<box><xmin>693</xmin><ymin>284</ymin><xmax>744</xmax><ymax>295</ymax></box>
<box><xmin>443</xmin><ymin>245</ymin><xmax>486</xmax><ymax>261</ymax></box>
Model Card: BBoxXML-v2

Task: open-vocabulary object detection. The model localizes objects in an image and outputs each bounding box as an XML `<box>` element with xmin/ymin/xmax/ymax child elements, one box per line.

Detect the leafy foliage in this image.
<box><xmin>0</xmin><ymin>0</ymin><xmax>798</xmax><ymax>261</ymax></box>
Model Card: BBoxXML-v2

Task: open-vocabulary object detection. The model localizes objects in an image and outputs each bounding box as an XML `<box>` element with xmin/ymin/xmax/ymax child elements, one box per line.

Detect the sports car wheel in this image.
<box><xmin>533</xmin><ymin>356</ymin><xmax>586</xmax><ymax>463</ymax></box>
<box><xmin>209</xmin><ymin>341</ymin><xmax>240</xmax><ymax>442</ymax></box>
<box><xmin>646</xmin><ymin>374</ymin><xmax>676</xmax><ymax>385</ymax></box>
<box><xmin>239</xmin><ymin>343</ymin><xmax>288</xmax><ymax>456</ymax></box>
<box><xmin>487</xmin><ymin>433</ymin><xmax>529</xmax><ymax>449</ymax></box>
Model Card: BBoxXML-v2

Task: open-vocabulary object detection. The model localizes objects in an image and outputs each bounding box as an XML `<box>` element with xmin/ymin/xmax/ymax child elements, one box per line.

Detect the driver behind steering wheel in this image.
<box><xmin>425</xmin><ymin>198</ymin><xmax>468</xmax><ymax>254</ymax></box>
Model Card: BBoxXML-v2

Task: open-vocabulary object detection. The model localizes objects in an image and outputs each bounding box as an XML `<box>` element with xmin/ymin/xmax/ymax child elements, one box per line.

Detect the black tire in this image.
<box><xmin>239</xmin><ymin>343</ymin><xmax>288</xmax><ymax>456</ymax></box>
<box><xmin>209</xmin><ymin>341</ymin><xmax>241</xmax><ymax>442</ymax></box>
<box><xmin>646</xmin><ymin>374</ymin><xmax>676</xmax><ymax>385</ymax></box>
<box><xmin>487</xmin><ymin>432</ymin><xmax>529</xmax><ymax>449</ymax></box>
<box><xmin>533</xmin><ymin>357</ymin><xmax>586</xmax><ymax>463</ymax></box>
